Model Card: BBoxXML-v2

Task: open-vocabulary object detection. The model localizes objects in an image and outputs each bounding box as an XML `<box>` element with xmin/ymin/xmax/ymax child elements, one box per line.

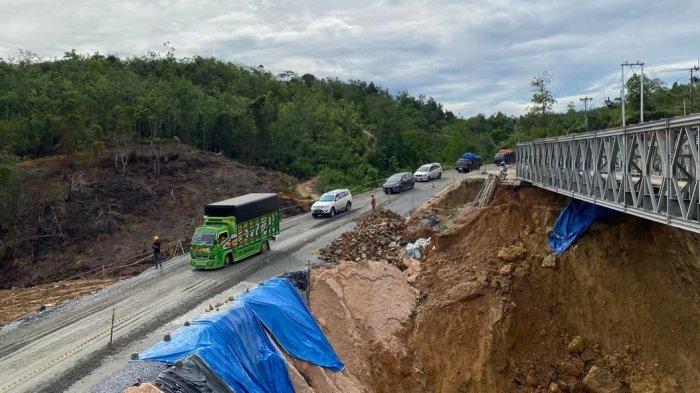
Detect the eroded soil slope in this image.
<box><xmin>303</xmin><ymin>183</ymin><xmax>700</xmax><ymax>392</ymax></box>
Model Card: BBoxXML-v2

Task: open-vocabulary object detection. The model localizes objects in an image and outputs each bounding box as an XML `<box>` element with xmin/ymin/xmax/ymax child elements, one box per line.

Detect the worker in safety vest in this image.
<box><xmin>152</xmin><ymin>235</ymin><xmax>163</xmax><ymax>270</ymax></box>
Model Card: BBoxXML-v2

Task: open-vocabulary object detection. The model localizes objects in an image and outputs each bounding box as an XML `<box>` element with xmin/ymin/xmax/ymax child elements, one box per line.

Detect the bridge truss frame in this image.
<box><xmin>516</xmin><ymin>114</ymin><xmax>700</xmax><ymax>234</ymax></box>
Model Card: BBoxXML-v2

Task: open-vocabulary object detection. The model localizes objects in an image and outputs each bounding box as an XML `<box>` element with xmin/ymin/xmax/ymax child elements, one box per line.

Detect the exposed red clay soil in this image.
<box><xmin>299</xmin><ymin>182</ymin><xmax>700</xmax><ymax>392</ymax></box>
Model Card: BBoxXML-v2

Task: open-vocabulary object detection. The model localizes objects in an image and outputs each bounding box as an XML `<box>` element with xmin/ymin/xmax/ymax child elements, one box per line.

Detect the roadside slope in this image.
<box><xmin>304</xmin><ymin>182</ymin><xmax>700</xmax><ymax>392</ymax></box>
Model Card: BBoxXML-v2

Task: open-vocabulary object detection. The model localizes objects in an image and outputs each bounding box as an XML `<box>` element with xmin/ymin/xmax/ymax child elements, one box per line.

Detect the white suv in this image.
<box><xmin>311</xmin><ymin>189</ymin><xmax>352</xmax><ymax>218</ymax></box>
<box><xmin>413</xmin><ymin>163</ymin><xmax>442</xmax><ymax>181</ymax></box>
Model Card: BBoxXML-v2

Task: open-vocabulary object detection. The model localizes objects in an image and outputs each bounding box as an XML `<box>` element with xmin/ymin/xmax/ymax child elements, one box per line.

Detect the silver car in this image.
<box><xmin>413</xmin><ymin>163</ymin><xmax>442</xmax><ymax>181</ymax></box>
<box><xmin>311</xmin><ymin>189</ymin><xmax>352</xmax><ymax>218</ymax></box>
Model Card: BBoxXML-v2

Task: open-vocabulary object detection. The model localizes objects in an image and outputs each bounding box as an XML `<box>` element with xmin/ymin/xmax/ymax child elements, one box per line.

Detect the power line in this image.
<box><xmin>593</xmin><ymin>68</ymin><xmax>622</xmax><ymax>104</ymax></box>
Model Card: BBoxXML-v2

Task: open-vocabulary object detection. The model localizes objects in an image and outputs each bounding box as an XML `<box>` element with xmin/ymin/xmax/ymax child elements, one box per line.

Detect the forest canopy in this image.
<box><xmin>1</xmin><ymin>51</ymin><xmax>698</xmax><ymax>192</ymax></box>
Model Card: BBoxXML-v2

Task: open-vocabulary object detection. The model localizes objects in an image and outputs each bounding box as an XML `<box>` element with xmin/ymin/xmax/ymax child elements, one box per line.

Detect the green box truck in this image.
<box><xmin>189</xmin><ymin>193</ymin><xmax>281</xmax><ymax>269</ymax></box>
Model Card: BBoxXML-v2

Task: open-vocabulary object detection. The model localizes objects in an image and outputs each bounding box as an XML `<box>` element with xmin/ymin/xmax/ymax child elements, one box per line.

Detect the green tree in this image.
<box><xmin>528</xmin><ymin>71</ymin><xmax>556</xmax><ymax>129</ymax></box>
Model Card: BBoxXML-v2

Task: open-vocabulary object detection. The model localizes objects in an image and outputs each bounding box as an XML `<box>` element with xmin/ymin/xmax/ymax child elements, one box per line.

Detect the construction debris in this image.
<box><xmin>542</xmin><ymin>253</ymin><xmax>557</xmax><ymax>268</ymax></box>
<box><xmin>474</xmin><ymin>174</ymin><xmax>498</xmax><ymax>206</ymax></box>
<box><xmin>318</xmin><ymin>209</ymin><xmax>406</xmax><ymax>270</ymax></box>
<box><xmin>404</xmin><ymin>238</ymin><xmax>431</xmax><ymax>260</ymax></box>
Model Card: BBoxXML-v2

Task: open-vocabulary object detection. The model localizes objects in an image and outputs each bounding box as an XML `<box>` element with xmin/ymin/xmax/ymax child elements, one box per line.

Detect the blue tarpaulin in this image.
<box><xmin>461</xmin><ymin>152</ymin><xmax>481</xmax><ymax>160</ymax></box>
<box><xmin>140</xmin><ymin>305</ymin><xmax>293</xmax><ymax>393</ymax></box>
<box><xmin>242</xmin><ymin>278</ymin><xmax>344</xmax><ymax>371</ymax></box>
<box><xmin>548</xmin><ymin>199</ymin><xmax>615</xmax><ymax>253</ymax></box>
<box><xmin>139</xmin><ymin>277</ymin><xmax>344</xmax><ymax>392</ymax></box>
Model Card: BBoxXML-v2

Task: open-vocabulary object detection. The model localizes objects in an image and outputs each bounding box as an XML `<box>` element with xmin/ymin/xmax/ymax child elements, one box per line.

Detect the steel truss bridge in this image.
<box><xmin>516</xmin><ymin>114</ymin><xmax>700</xmax><ymax>234</ymax></box>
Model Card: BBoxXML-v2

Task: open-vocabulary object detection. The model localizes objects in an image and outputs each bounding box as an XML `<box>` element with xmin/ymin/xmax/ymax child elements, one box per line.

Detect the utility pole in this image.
<box><xmin>579</xmin><ymin>96</ymin><xmax>592</xmax><ymax>131</ymax></box>
<box><xmin>640</xmin><ymin>63</ymin><xmax>644</xmax><ymax>123</ymax></box>
<box><xmin>621</xmin><ymin>63</ymin><xmax>625</xmax><ymax>126</ymax></box>
<box><xmin>621</xmin><ymin>61</ymin><xmax>644</xmax><ymax>126</ymax></box>
<box><xmin>690</xmin><ymin>65</ymin><xmax>699</xmax><ymax>109</ymax></box>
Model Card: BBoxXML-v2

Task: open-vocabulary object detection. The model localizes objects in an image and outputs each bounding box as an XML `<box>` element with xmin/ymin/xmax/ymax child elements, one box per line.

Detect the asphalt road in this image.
<box><xmin>0</xmin><ymin>169</ymin><xmax>471</xmax><ymax>393</ymax></box>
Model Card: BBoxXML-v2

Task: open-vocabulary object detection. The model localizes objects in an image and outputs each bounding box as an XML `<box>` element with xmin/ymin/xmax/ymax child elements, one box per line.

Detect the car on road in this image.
<box><xmin>311</xmin><ymin>189</ymin><xmax>352</xmax><ymax>218</ymax></box>
<box><xmin>383</xmin><ymin>172</ymin><xmax>415</xmax><ymax>194</ymax></box>
<box><xmin>413</xmin><ymin>163</ymin><xmax>442</xmax><ymax>181</ymax></box>
<box><xmin>455</xmin><ymin>152</ymin><xmax>482</xmax><ymax>173</ymax></box>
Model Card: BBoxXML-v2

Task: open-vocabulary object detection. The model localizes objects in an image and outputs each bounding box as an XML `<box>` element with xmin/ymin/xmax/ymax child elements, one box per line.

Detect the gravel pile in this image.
<box><xmin>91</xmin><ymin>361</ymin><xmax>167</xmax><ymax>393</ymax></box>
<box><xmin>318</xmin><ymin>209</ymin><xmax>407</xmax><ymax>270</ymax></box>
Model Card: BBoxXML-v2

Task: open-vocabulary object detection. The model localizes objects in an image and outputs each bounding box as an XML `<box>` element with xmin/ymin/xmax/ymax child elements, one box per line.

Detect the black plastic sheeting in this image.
<box><xmin>204</xmin><ymin>193</ymin><xmax>279</xmax><ymax>221</ymax></box>
<box><xmin>154</xmin><ymin>355</ymin><xmax>233</xmax><ymax>393</ymax></box>
<box><xmin>280</xmin><ymin>270</ymin><xmax>309</xmax><ymax>292</ymax></box>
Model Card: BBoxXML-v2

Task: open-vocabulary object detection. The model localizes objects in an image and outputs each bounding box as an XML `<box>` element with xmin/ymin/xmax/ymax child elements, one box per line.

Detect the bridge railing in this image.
<box><xmin>516</xmin><ymin>114</ymin><xmax>700</xmax><ymax>234</ymax></box>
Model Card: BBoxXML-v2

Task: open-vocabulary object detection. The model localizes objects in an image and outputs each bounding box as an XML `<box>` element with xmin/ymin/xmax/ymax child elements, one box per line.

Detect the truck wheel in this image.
<box><xmin>330</xmin><ymin>207</ymin><xmax>336</xmax><ymax>217</ymax></box>
<box><xmin>260</xmin><ymin>240</ymin><xmax>270</xmax><ymax>254</ymax></box>
<box><xmin>225</xmin><ymin>253</ymin><xmax>233</xmax><ymax>266</ymax></box>
<box><xmin>346</xmin><ymin>201</ymin><xmax>351</xmax><ymax>212</ymax></box>
<box><xmin>438</xmin><ymin>172</ymin><xmax>442</xmax><ymax>179</ymax></box>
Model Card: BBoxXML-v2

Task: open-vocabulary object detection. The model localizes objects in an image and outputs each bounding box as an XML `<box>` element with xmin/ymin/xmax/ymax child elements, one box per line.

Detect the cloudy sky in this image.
<box><xmin>1</xmin><ymin>0</ymin><xmax>698</xmax><ymax>116</ymax></box>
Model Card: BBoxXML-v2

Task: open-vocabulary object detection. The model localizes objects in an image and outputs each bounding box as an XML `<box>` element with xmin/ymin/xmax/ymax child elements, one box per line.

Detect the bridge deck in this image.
<box><xmin>516</xmin><ymin>114</ymin><xmax>700</xmax><ymax>234</ymax></box>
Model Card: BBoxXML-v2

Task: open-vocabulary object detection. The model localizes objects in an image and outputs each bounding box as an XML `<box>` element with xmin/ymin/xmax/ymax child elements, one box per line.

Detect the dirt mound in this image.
<box><xmin>0</xmin><ymin>278</ymin><xmax>117</xmax><ymax>325</ymax></box>
<box><xmin>306</xmin><ymin>183</ymin><xmax>700</xmax><ymax>392</ymax></box>
<box><xmin>1</xmin><ymin>142</ymin><xmax>300</xmax><ymax>290</ymax></box>
<box><xmin>318</xmin><ymin>209</ymin><xmax>407</xmax><ymax>270</ymax></box>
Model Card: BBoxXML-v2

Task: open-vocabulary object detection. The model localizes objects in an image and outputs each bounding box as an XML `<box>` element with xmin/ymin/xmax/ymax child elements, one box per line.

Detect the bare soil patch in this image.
<box><xmin>0</xmin><ymin>278</ymin><xmax>117</xmax><ymax>325</ymax></box>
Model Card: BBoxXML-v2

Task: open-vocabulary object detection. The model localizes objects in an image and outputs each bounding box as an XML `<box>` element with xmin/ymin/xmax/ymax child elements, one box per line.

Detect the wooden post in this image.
<box><xmin>108</xmin><ymin>308</ymin><xmax>115</xmax><ymax>349</ymax></box>
<box><xmin>306</xmin><ymin>259</ymin><xmax>311</xmax><ymax>304</ymax></box>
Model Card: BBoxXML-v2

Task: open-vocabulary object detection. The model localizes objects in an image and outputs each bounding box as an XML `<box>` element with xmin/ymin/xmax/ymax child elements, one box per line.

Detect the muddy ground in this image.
<box><xmin>299</xmin><ymin>180</ymin><xmax>700</xmax><ymax>392</ymax></box>
<box><xmin>1</xmin><ymin>142</ymin><xmax>301</xmax><ymax>291</ymax></box>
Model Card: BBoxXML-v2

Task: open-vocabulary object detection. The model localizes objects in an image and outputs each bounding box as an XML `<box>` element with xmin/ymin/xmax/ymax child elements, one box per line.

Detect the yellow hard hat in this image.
<box><xmin>153</xmin><ymin>235</ymin><xmax>159</xmax><ymax>240</ymax></box>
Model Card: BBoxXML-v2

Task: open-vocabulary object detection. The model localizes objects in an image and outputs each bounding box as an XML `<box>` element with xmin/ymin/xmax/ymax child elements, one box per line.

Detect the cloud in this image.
<box><xmin>0</xmin><ymin>0</ymin><xmax>697</xmax><ymax>116</ymax></box>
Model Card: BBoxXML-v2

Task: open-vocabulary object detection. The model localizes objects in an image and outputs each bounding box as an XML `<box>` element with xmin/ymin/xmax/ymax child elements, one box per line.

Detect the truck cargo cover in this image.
<box><xmin>204</xmin><ymin>193</ymin><xmax>279</xmax><ymax>221</ymax></box>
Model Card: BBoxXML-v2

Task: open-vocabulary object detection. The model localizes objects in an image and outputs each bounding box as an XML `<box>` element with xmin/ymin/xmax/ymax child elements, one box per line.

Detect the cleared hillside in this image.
<box><xmin>0</xmin><ymin>141</ymin><xmax>300</xmax><ymax>290</ymax></box>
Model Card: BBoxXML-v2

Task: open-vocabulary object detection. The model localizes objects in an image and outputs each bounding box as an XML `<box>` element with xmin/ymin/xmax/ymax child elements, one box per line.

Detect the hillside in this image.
<box><xmin>0</xmin><ymin>141</ymin><xmax>300</xmax><ymax>290</ymax></box>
